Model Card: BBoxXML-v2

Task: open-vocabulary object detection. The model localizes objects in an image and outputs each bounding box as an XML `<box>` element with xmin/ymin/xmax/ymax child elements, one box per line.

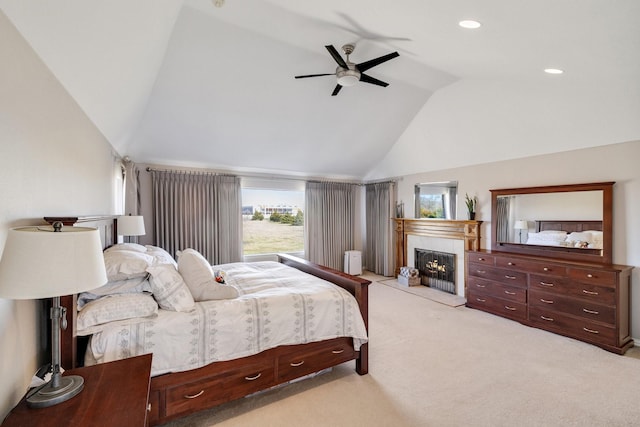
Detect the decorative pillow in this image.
<box><xmin>146</xmin><ymin>264</ymin><xmax>195</xmax><ymax>312</ymax></box>
<box><xmin>103</xmin><ymin>250</ymin><xmax>155</xmax><ymax>281</ymax></box>
<box><xmin>565</xmin><ymin>231</ymin><xmax>593</xmax><ymax>243</ymax></box>
<box><xmin>77</xmin><ymin>277</ymin><xmax>152</xmax><ymax>309</ymax></box>
<box><xmin>145</xmin><ymin>245</ymin><xmax>177</xmax><ymax>267</ymax></box>
<box><xmin>177</xmin><ymin>249</ymin><xmax>239</xmax><ymax>301</ymax></box>
<box><xmin>104</xmin><ymin>243</ymin><xmax>148</xmax><ymax>253</ymax></box>
<box><xmin>77</xmin><ymin>293</ymin><xmax>158</xmax><ymax>334</ymax></box>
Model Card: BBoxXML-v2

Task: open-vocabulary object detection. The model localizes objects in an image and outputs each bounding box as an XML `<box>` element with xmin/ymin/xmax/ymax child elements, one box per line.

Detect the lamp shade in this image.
<box><xmin>514</xmin><ymin>220</ymin><xmax>528</xmax><ymax>230</ymax></box>
<box><xmin>117</xmin><ymin>215</ymin><xmax>146</xmax><ymax>236</ymax></box>
<box><xmin>0</xmin><ymin>225</ymin><xmax>107</xmax><ymax>299</ymax></box>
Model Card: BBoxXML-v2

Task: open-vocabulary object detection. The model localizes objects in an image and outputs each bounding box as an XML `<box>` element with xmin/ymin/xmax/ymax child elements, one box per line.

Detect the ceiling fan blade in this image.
<box><xmin>356</xmin><ymin>51</ymin><xmax>399</xmax><ymax>72</ymax></box>
<box><xmin>359</xmin><ymin>73</ymin><xmax>389</xmax><ymax>87</ymax></box>
<box><xmin>331</xmin><ymin>84</ymin><xmax>343</xmax><ymax>96</ymax></box>
<box><xmin>295</xmin><ymin>73</ymin><xmax>335</xmax><ymax>79</ymax></box>
<box><xmin>325</xmin><ymin>45</ymin><xmax>348</xmax><ymax>69</ymax></box>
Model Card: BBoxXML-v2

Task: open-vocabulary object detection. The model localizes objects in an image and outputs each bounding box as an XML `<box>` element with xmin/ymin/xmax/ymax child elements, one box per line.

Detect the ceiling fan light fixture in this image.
<box><xmin>544</xmin><ymin>68</ymin><xmax>564</xmax><ymax>74</ymax></box>
<box><xmin>459</xmin><ymin>20</ymin><xmax>481</xmax><ymax>29</ymax></box>
<box><xmin>336</xmin><ymin>69</ymin><xmax>360</xmax><ymax>87</ymax></box>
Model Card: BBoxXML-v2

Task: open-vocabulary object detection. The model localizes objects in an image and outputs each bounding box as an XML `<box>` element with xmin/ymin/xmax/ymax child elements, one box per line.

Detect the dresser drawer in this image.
<box><xmin>165</xmin><ymin>360</ymin><xmax>275</xmax><ymax>418</ymax></box>
<box><xmin>467</xmin><ymin>276</ymin><xmax>526</xmax><ymax>303</ymax></box>
<box><xmin>568</xmin><ymin>267</ymin><xmax>617</xmax><ymax>287</ymax></box>
<box><xmin>468</xmin><ymin>263</ymin><xmax>527</xmax><ymax>288</ymax></box>
<box><xmin>467</xmin><ymin>252</ymin><xmax>495</xmax><ymax>265</ymax></box>
<box><xmin>467</xmin><ymin>290</ymin><xmax>527</xmax><ymax>321</ymax></box>
<box><xmin>529</xmin><ymin>289</ymin><xmax>615</xmax><ymax>324</ymax></box>
<box><xmin>495</xmin><ymin>257</ymin><xmax>566</xmax><ymax>277</ymax></box>
<box><xmin>530</xmin><ymin>274</ymin><xmax>615</xmax><ymax>305</ymax></box>
<box><xmin>529</xmin><ymin>306</ymin><xmax>616</xmax><ymax>346</ymax></box>
<box><xmin>277</xmin><ymin>339</ymin><xmax>355</xmax><ymax>382</ymax></box>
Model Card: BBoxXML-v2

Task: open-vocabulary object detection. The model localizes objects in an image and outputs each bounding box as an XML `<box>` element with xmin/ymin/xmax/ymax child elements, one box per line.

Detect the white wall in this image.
<box><xmin>394</xmin><ymin>140</ymin><xmax>640</xmax><ymax>340</ymax></box>
<box><xmin>0</xmin><ymin>11</ymin><xmax>117</xmax><ymax>419</ymax></box>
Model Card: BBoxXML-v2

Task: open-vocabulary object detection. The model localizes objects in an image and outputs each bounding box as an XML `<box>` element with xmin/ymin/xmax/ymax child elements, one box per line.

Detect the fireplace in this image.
<box><xmin>415</xmin><ymin>249</ymin><xmax>456</xmax><ymax>294</ymax></box>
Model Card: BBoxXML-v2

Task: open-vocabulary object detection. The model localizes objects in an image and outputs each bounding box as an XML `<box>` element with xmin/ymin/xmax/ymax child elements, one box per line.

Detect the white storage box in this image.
<box><xmin>344</xmin><ymin>250</ymin><xmax>362</xmax><ymax>275</ymax></box>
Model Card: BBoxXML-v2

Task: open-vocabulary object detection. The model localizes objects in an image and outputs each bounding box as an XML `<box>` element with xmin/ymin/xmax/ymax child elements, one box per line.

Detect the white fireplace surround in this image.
<box><xmin>408</xmin><ymin>235</ymin><xmax>465</xmax><ymax>297</ymax></box>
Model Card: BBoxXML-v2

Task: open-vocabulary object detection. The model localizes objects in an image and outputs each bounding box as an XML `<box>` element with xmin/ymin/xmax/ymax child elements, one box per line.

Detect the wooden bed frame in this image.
<box><xmin>536</xmin><ymin>219</ymin><xmax>603</xmax><ymax>233</ymax></box>
<box><xmin>46</xmin><ymin>216</ymin><xmax>370</xmax><ymax>425</ymax></box>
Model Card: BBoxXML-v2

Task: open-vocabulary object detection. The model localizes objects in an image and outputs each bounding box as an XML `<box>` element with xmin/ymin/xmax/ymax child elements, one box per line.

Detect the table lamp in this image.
<box><xmin>514</xmin><ymin>220</ymin><xmax>528</xmax><ymax>244</ymax></box>
<box><xmin>0</xmin><ymin>222</ymin><xmax>107</xmax><ymax>408</ymax></box>
<box><xmin>117</xmin><ymin>215</ymin><xmax>145</xmax><ymax>243</ymax></box>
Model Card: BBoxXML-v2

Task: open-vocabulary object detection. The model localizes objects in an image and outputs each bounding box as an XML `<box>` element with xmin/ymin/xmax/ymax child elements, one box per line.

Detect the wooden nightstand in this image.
<box><xmin>2</xmin><ymin>354</ymin><xmax>152</xmax><ymax>427</ymax></box>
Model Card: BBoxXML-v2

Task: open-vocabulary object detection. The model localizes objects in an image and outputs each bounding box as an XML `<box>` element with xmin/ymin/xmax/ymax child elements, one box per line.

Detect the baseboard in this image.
<box><xmin>634</xmin><ymin>338</ymin><xmax>640</xmax><ymax>347</ymax></box>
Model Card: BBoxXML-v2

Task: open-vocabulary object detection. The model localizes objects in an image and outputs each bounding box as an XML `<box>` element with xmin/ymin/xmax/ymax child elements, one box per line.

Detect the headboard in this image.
<box><xmin>536</xmin><ymin>220</ymin><xmax>603</xmax><ymax>233</ymax></box>
<box><xmin>44</xmin><ymin>215</ymin><xmax>117</xmax><ymax>369</ymax></box>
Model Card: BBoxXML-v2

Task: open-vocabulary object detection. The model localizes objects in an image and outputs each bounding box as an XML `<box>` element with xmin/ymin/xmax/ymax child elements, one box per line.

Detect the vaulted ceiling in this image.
<box><xmin>2</xmin><ymin>0</ymin><xmax>639</xmax><ymax>180</ymax></box>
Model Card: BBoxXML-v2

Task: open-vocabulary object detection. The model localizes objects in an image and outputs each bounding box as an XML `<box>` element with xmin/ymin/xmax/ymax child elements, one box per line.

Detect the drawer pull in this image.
<box><xmin>583</xmin><ymin>327</ymin><xmax>599</xmax><ymax>334</ymax></box>
<box><xmin>582</xmin><ymin>289</ymin><xmax>599</xmax><ymax>296</ymax></box>
<box><xmin>540</xmin><ymin>298</ymin><xmax>554</xmax><ymax>304</ymax></box>
<box><xmin>504</xmin><ymin>306</ymin><xmax>516</xmax><ymax>311</ymax></box>
<box><xmin>147</xmin><ymin>403</ymin><xmax>152</xmax><ymax>412</ymax></box>
<box><xmin>331</xmin><ymin>349</ymin><xmax>345</xmax><ymax>354</ymax></box>
<box><xmin>244</xmin><ymin>373</ymin><xmax>262</xmax><ymax>381</ymax></box>
<box><xmin>507</xmin><ymin>262</ymin><xmax>515</xmax><ymax>266</ymax></box>
<box><xmin>587</xmin><ymin>274</ymin><xmax>594</xmax><ymax>278</ymax></box>
<box><xmin>476</xmin><ymin>297</ymin><xmax>486</xmax><ymax>302</ymax></box>
<box><xmin>184</xmin><ymin>390</ymin><xmax>205</xmax><ymax>399</ymax></box>
<box><xmin>504</xmin><ymin>290</ymin><xmax>516</xmax><ymax>295</ymax></box>
<box><xmin>582</xmin><ymin>308</ymin><xmax>600</xmax><ymax>315</ymax></box>
<box><xmin>543</xmin><ymin>267</ymin><xmax>550</xmax><ymax>272</ymax></box>
<box><xmin>504</xmin><ymin>275</ymin><xmax>517</xmax><ymax>280</ymax></box>
<box><xmin>478</xmin><ymin>257</ymin><xmax>485</xmax><ymax>261</ymax></box>
<box><xmin>476</xmin><ymin>270</ymin><xmax>486</xmax><ymax>274</ymax></box>
<box><xmin>539</xmin><ymin>281</ymin><xmax>554</xmax><ymax>287</ymax></box>
<box><xmin>475</xmin><ymin>284</ymin><xmax>486</xmax><ymax>288</ymax></box>
<box><xmin>540</xmin><ymin>316</ymin><xmax>554</xmax><ymax>322</ymax></box>
<box><xmin>290</xmin><ymin>361</ymin><xmax>305</xmax><ymax>367</ymax></box>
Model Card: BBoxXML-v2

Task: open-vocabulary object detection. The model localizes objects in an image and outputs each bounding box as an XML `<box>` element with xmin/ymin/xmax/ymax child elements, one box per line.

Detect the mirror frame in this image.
<box><xmin>490</xmin><ymin>182</ymin><xmax>614</xmax><ymax>264</ymax></box>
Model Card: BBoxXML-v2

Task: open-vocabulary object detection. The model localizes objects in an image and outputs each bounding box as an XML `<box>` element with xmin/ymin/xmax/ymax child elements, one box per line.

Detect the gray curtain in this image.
<box><xmin>496</xmin><ymin>196</ymin><xmax>511</xmax><ymax>242</ymax></box>
<box><xmin>365</xmin><ymin>182</ymin><xmax>394</xmax><ymax>276</ymax></box>
<box><xmin>150</xmin><ymin>170</ymin><xmax>242</xmax><ymax>265</ymax></box>
<box><xmin>305</xmin><ymin>181</ymin><xmax>357</xmax><ymax>270</ymax></box>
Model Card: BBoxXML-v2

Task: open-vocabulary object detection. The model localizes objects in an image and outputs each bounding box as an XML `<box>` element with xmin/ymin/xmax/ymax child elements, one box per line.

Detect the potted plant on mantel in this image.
<box><xmin>465</xmin><ymin>193</ymin><xmax>477</xmax><ymax>220</ymax></box>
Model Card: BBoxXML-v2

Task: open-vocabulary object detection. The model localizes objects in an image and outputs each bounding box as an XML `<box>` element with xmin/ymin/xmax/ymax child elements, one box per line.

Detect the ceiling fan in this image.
<box><xmin>295</xmin><ymin>44</ymin><xmax>399</xmax><ymax>96</ymax></box>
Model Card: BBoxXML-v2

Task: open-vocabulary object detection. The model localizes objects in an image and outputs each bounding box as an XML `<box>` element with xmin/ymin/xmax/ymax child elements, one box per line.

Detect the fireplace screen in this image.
<box><xmin>415</xmin><ymin>249</ymin><xmax>456</xmax><ymax>294</ymax></box>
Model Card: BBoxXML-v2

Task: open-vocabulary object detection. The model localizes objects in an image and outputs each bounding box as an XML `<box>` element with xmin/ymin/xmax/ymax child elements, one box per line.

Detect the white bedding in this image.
<box><xmin>84</xmin><ymin>261</ymin><xmax>368</xmax><ymax>376</ymax></box>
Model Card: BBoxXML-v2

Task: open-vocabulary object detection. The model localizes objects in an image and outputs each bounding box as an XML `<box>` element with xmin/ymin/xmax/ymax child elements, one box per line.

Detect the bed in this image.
<box><xmin>523</xmin><ymin>220</ymin><xmax>604</xmax><ymax>255</ymax></box>
<box><xmin>46</xmin><ymin>216</ymin><xmax>370</xmax><ymax>425</ymax></box>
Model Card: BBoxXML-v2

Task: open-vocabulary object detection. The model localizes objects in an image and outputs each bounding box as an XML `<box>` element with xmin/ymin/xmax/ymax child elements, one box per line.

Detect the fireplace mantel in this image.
<box><xmin>393</xmin><ymin>218</ymin><xmax>482</xmax><ymax>275</ymax></box>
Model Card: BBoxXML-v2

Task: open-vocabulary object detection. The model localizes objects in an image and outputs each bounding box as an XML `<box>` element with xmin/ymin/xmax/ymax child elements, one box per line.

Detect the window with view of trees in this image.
<box><xmin>241</xmin><ymin>182</ymin><xmax>304</xmax><ymax>256</ymax></box>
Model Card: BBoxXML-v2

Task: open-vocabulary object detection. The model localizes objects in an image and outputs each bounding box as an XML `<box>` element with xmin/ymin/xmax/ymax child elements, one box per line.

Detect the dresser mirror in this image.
<box><xmin>490</xmin><ymin>182</ymin><xmax>613</xmax><ymax>264</ymax></box>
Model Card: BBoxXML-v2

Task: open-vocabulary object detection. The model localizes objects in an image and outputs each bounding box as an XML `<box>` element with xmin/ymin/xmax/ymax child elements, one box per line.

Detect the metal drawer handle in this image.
<box><xmin>540</xmin><ymin>299</ymin><xmax>554</xmax><ymax>304</ymax></box>
<box><xmin>543</xmin><ymin>267</ymin><xmax>550</xmax><ymax>272</ymax></box>
<box><xmin>245</xmin><ymin>373</ymin><xmax>262</xmax><ymax>381</ymax></box>
<box><xmin>582</xmin><ymin>289</ymin><xmax>599</xmax><ymax>296</ymax></box>
<box><xmin>583</xmin><ymin>327</ymin><xmax>599</xmax><ymax>334</ymax></box>
<box><xmin>539</xmin><ymin>281</ymin><xmax>554</xmax><ymax>287</ymax></box>
<box><xmin>505</xmin><ymin>275</ymin><xmax>517</xmax><ymax>280</ymax></box>
<box><xmin>184</xmin><ymin>390</ymin><xmax>205</xmax><ymax>399</ymax></box>
<box><xmin>478</xmin><ymin>257</ymin><xmax>485</xmax><ymax>261</ymax></box>
<box><xmin>475</xmin><ymin>284</ymin><xmax>486</xmax><ymax>288</ymax></box>
<box><xmin>332</xmin><ymin>349</ymin><xmax>345</xmax><ymax>354</ymax></box>
<box><xmin>507</xmin><ymin>262</ymin><xmax>515</xmax><ymax>266</ymax></box>
<box><xmin>504</xmin><ymin>290</ymin><xmax>516</xmax><ymax>295</ymax></box>
<box><xmin>587</xmin><ymin>274</ymin><xmax>594</xmax><ymax>278</ymax></box>
<box><xmin>147</xmin><ymin>403</ymin><xmax>152</xmax><ymax>412</ymax></box>
<box><xmin>540</xmin><ymin>316</ymin><xmax>554</xmax><ymax>322</ymax></box>
<box><xmin>582</xmin><ymin>308</ymin><xmax>600</xmax><ymax>315</ymax></box>
<box><xmin>290</xmin><ymin>361</ymin><xmax>305</xmax><ymax>367</ymax></box>
<box><xmin>504</xmin><ymin>306</ymin><xmax>516</xmax><ymax>311</ymax></box>
<box><xmin>476</xmin><ymin>297</ymin><xmax>486</xmax><ymax>302</ymax></box>
<box><xmin>476</xmin><ymin>270</ymin><xmax>486</xmax><ymax>274</ymax></box>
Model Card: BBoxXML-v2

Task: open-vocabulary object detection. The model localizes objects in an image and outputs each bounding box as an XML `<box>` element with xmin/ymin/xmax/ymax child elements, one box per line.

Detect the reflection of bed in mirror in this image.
<box><xmin>523</xmin><ymin>220</ymin><xmax>604</xmax><ymax>255</ymax></box>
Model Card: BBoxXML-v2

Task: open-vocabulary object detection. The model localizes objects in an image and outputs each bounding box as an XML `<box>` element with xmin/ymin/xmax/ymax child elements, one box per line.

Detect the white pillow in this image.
<box><xmin>526</xmin><ymin>231</ymin><xmax>567</xmax><ymax>245</ymax></box>
<box><xmin>177</xmin><ymin>249</ymin><xmax>239</xmax><ymax>301</ymax></box>
<box><xmin>565</xmin><ymin>231</ymin><xmax>593</xmax><ymax>243</ymax></box>
<box><xmin>103</xmin><ymin>250</ymin><xmax>154</xmax><ymax>281</ymax></box>
<box><xmin>146</xmin><ymin>264</ymin><xmax>196</xmax><ymax>312</ymax></box>
<box><xmin>77</xmin><ymin>293</ymin><xmax>158</xmax><ymax>334</ymax></box>
<box><xmin>104</xmin><ymin>243</ymin><xmax>148</xmax><ymax>253</ymax></box>
<box><xmin>145</xmin><ymin>245</ymin><xmax>177</xmax><ymax>267</ymax></box>
<box><xmin>77</xmin><ymin>277</ymin><xmax>152</xmax><ymax>309</ymax></box>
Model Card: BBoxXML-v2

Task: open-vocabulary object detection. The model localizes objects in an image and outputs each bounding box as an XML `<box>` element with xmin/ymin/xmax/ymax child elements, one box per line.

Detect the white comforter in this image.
<box><xmin>85</xmin><ymin>261</ymin><xmax>368</xmax><ymax>376</ymax></box>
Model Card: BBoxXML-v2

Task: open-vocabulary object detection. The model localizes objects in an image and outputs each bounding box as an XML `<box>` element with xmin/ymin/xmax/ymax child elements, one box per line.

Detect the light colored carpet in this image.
<box><xmin>377</xmin><ymin>277</ymin><xmax>466</xmax><ymax>307</ymax></box>
<box><xmin>163</xmin><ymin>273</ymin><xmax>640</xmax><ymax>427</ymax></box>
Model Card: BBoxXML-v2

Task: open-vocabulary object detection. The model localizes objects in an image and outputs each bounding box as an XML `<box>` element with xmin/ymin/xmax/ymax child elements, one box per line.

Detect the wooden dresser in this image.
<box><xmin>466</xmin><ymin>249</ymin><xmax>634</xmax><ymax>354</ymax></box>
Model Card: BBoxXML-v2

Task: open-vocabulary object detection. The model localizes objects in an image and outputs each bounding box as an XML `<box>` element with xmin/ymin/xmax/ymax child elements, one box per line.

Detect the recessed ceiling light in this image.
<box><xmin>459</xmin><ymin>20</ymin><xmax>481</xmax><ymax>29</ymax></box>
<box><xmin>544</xmin><ymin>68</ymin><xmax>564</xmax><ymax>75</ymax></box>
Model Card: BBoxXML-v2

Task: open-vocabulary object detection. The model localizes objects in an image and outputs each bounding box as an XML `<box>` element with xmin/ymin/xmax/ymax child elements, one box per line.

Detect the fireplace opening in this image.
<box><xmin>415</xmin><ymin>249</ymin><xmax>456</xmax><ymax>294</ymax></box>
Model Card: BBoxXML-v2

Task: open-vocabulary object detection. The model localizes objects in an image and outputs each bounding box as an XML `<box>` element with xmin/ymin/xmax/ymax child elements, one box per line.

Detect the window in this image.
<box><xmin>241</xmin><ymin>179</ymin><xmax>304</xmax><ymax>256</ymax></box>
<box><xmin>414</xmin><ymin>181</ymin><xmax>458</xmax><ymax>219</ymax></box>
